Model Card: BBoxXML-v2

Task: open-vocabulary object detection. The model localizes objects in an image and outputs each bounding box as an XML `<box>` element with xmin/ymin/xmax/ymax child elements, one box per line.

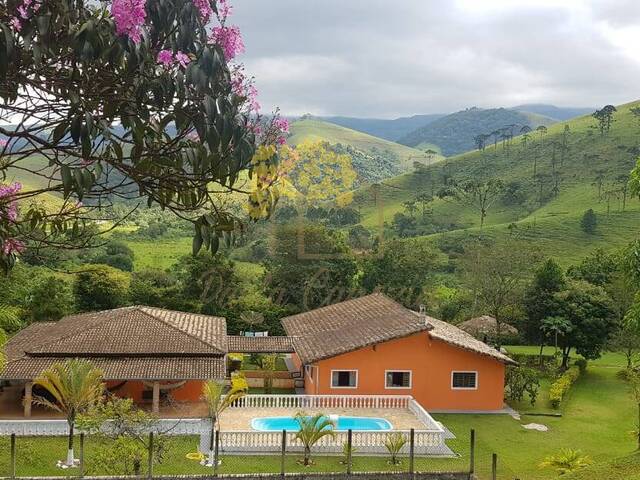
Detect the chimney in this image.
<box><xmin>419</xmin><ymin>304</ymin><xmax>427</xmax><ymax>325</ymax></box>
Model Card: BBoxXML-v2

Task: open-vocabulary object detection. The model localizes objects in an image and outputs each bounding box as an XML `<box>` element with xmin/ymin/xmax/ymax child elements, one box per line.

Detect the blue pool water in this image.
<box><xmin>251</xmin><ymin>415</ymin><xmax>392</xmax><ymax>431</ymax></box>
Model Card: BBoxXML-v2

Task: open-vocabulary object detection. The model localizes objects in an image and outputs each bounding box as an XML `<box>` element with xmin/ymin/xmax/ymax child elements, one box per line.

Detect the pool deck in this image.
<box><xmin>218</xmin><ymin>407</ymin><xmax>428</xmax><ymax>431</ymax></box>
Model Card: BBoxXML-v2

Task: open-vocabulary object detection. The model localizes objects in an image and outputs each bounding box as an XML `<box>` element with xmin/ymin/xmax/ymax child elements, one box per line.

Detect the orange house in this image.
<box><xmin>283</xmin><ymin>294</ymin><xmax>516</xmax><ymax>411</ymax></box>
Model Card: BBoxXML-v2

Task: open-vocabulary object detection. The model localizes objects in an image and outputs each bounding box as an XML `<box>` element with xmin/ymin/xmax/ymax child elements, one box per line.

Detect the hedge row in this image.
<box><xmin>549</xmin><ymin>366</ymin><xmax>581</xmax><ymax>409</ymax></box>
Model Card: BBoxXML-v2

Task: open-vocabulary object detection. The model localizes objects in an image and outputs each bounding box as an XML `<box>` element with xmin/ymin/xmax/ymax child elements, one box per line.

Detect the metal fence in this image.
<box><xmin>0</xmin><ymin>428</ymin><xmax>496</xmax><ymax>479</ymax></box>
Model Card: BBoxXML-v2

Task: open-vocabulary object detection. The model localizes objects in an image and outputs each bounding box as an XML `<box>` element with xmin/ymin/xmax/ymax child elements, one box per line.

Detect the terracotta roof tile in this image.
<box><xmin>227</xmin><ymin>336</ymin><xmax>294</xmax><ymax>353</ymax></box>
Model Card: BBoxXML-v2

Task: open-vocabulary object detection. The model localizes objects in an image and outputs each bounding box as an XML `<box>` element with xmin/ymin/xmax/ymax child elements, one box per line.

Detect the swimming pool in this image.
<box><xmin>251</xmin><ymin>415</ymin><xmax>393</xmax><ymax>431</ymax></box>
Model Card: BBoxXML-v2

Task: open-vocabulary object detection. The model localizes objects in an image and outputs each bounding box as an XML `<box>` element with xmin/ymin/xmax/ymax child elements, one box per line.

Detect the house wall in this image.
<box><xmin>302</xmin><ymin>332</ymin><xmax>505</xmax><ymax>411</ymax></box>
<box><xmin>105</xmin><ymin>380</ymin><xmax>204</xmax><ymax>402</ymax></box>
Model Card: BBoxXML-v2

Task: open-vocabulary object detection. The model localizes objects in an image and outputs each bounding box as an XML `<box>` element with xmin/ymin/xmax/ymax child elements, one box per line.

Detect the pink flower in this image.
<box><xmin>276</xmin><ymin>136</ymin><xmax>287</xmax><ymax>146</ymax></box>
<box><xmin>9</xmin><ymin>17</ymin><xmax>22</xmax><ymax>31</ymax></box>
<box><xmin>217</xmin><ymin>0</ymin><xmax>232</xmax><ymax>20</ymax></box>
<box><xmin>157</xmin><ymin>49</ymin><xmax>173</xmax><ymax>67</ymax></box>
<box><xmin>175</xmin><ymin>51</ymin><xmax>191</xmax><ymax>68</ymax></box>
<box><xmin>2</xmin><ymin>238</ymin><xmax>25</xmax><ymax>256</ymax></box>
<box><xmin>111</xmin><ymin>0</ymin><xmax>147</xmax><ymax>44</ymax></box>
<box><xmin>0</xmin><ymin>182</ymin><xmax>21</xmax><ymax>222</ymax></box>
<box><xmin>192</xmin><ymin>0</ymin><xmax>213</xmax><ymax>22</ymax></box>
<box><xmin>246</xmin><ymin>85</ymin><xmax>260</xmax><ymax>113</ymax></box>
<box><xmin>273</xmin><ymin>117</ymin><xmax>289</xmax><ymax>134</ymax></box>
<box><xmin>209</xmin><ymin>25</ymin><xmax>244</xmax><ymax>60</ymax></box>
<box><xmin>0</xmin><ymin>139</ymin><xmax>7</xmax><ymax>148</ymax></box>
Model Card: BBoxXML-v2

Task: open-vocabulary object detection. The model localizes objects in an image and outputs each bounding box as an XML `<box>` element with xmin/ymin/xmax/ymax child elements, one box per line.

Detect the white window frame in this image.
<box><xmin>304</xmin><ymin>365</ymin><xmax>316</xmax><ymax>384</ymax></box>
<box><xmin>384</xmin><ymin>370</ymin><xmax>413</xmax><ymax>389</ymax></box>
<box><xmin>451</xmin><ymin>371</ymin><xmax>478</xmax><ymax>390</ymax></box>
<box><xmin>330</xmin><ymin>369</ymin><xmax>358</xmax><ymax>389</ymax></box>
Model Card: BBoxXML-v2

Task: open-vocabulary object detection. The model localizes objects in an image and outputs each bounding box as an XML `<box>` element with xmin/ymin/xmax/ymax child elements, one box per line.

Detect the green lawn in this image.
<box><xmin>428</xmin><ymin>346</ymin><xmax>637</xmax><ymax>479</ymax></box>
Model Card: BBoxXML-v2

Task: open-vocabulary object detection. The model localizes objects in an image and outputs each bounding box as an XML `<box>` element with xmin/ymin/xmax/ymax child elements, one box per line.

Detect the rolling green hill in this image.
<box><xmin>353</xmin><ymin>100</ymin><xmax>640</xmax><ymax>266</ymax></box>
<box><xmin>399</xmin><ymin>107</ymin><xmax>557</xmax><ymax>156</ymax></box>
<box><xmin>318</xmin><ymin>113</ymin><xmax>445</xmax><ymax>141</ymax></box>
<box><xmin>288</xmin><ymin>119</ymin><xmax>443</xmax><ymax>184</ymax></box>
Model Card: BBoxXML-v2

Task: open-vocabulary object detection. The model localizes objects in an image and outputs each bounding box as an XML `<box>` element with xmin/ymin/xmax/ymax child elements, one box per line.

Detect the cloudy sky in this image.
<box><xmin>231</xmin><ymin>0</ymin><xmax>640</xmax><ymax>118</ymax></box>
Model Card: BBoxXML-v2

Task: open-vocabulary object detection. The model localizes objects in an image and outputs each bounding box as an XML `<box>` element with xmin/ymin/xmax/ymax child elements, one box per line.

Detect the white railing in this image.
<box><xmin>216</xmin><ymin>429</ymin><xmax>447</xmax><ymax>455</ymax></box>
<box><xmin>230</xmin><ymin>394</ymin><xmax>413</xmax><ymax>410</ymax></box>
<box><xmin>0</xmin><ymin>418</ymin><xmax>209</xmax><ymax>437</ymax></box>
<box><xmin>408</xmin><ymin>398</ymin><xmax>443</xmax><ymax>431</ymax></box>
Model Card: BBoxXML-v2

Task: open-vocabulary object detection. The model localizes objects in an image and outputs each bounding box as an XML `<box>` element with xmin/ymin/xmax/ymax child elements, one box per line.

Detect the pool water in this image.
<box><xmin>251</xmin><ymin>415</ymin><xmax>392</xmax><ymax>431</ymax></box>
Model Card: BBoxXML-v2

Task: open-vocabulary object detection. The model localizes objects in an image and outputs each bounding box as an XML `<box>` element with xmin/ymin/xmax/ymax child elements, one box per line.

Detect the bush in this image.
<box><xmin>549</xmin><ymin>366</ymin><xmax>581</xmax><ymax>409</ymax></box>
<box><xmin>575</xmin><ymin>358</ymin><xmax>588</xmax><ymax>373</ymax></box>
<box><xmin>505</xmin><ymin>366</ymin><xmax>541</xmax><ymax>405</ymax></box>
<box><xmin>580</xmin><ymin>209</ymin><xmax>597</xmax><ymax>234</ymax></box>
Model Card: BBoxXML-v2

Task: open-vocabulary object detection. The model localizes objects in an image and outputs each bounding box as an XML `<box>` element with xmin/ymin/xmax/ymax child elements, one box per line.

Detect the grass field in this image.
<box><xmin>289</xmin><ymin>119</ymin><xmax>444</xmax><ymax>172</ymax></box>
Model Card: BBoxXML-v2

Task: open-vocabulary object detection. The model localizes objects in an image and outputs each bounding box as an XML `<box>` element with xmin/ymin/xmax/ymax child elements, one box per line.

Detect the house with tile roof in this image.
<box><xmin>282</xmin><ymin>293</ymin><xmax>515</xmax><ymax>411</ymax></box>
<box><xmin>1</xmin><ymin>294</ymin><xmax>513</xmax><ymax>416</ymax></box>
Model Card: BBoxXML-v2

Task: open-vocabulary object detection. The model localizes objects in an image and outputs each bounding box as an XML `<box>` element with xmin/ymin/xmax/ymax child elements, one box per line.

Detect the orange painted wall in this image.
<box><xmin>105</xmin><ymin>380</ymin><xmax>204</xmax><ymax>402</ymax></box>
<box><xmin>302</xmin><ymin>332</ymin><xmax>505</xmax><ymax>411</ymax></box>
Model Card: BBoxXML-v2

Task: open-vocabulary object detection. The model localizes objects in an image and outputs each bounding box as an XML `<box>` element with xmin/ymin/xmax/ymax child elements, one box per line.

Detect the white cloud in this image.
<box><xmin>231</xmin><ymin>0</ymin><xmax>640</xmax><ymax>117</ymax></box>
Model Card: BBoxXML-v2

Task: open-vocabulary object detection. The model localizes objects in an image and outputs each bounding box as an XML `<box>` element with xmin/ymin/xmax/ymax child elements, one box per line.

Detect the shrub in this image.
<box><xmin>549</xmin><ymin>366</ymin><xmax>581</xmax><ymax>409</ymax></box>
<box><xmin>575</xmin><ymin>358</ymin><xmax>588</xmax><ymax>373</ymax></box>
<box><xmin>580</xmin><ymin>209</ymin><xmax>597</xmax><ymax>234</ymax></box>
<box><xmin>505</xmin><ymin>366</ymin><xmax>541</xmax><ymax>405</ymax></box>
<box><xmin>539</xmin><ymin>449</ymin><xmax>593</xmax><ymax>475</ymax></box>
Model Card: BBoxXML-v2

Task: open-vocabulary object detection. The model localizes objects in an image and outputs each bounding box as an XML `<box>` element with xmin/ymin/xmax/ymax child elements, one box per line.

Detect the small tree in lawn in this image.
<box><xmin>385</xmin><ymin>432</ymin><xmax>408</xmax><ymax>465</ymax></box>
<box><xmin>33</xmin><ymin>359</ymin><xmax>104</xmax><ymax>468</ymax></box>
<box><xmin>541</xmin><ymin>316</ymin><xmax>573</xmax><ymax>355</ymax></box>
<box><xmin>580</xmin><ymin>209</ymin><xmax>597</xmax><ymax>234</ymax></box>
<box><xmin>539</xmin><ymin>449</ymin><xmax>593</xmax><ymax>475</ymax></box>
<box><xmin>201</xmin><ymin>380</ymin><xmax>246</xmax><ymax>467</ymax></box>
<box><xmin>77</xmin><ymin>397</ymin><xmax>165</xmax><ymax>476</ymax></box>
<box><xmin>262</xmin><ymin>354</ymin><xmax>278</xmax><ymax>394</ymax></box>
<box><xmin>294</xmin><ymin>413</ymin><xmax>336</xmax><ymax>466</ymax></box>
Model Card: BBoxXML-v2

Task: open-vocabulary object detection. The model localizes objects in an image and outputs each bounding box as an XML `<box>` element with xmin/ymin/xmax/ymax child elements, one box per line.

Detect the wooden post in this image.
<box><xmin>152</xmin><ymin>381</ymin><xmax>160</xmax><ymax>414</ymax></box>
<box><xmin>79</xmin><ymin>433</ymin><xmax>85</xmax><ymax>478</ymax></box>
<box><xmin>492</xmin><ymin>453</ymin><xmax>497</xmax><ymax>480</ymax></box>
<box><xmin>23</xmin><ymin>382</ymin><xmax>32</xmax><ymax>418</ymax></box>
<box><xmin>147</xmin><ymin>432</ymin><xmax>154</xmax><ymax>480</ymax></box>
<box><xmin>213</xmin><ymin>429</ymin><xmax>220</xmax><ymax>476</ymax></box>
<box><xmin>469</xmin><ymin>429</ymin><xmax>475</xmax><ymax>475</ymax></box>
<box><xmin>10</xmin><ymin>434</ymin><xmax>16</xmax><ymax>479</ymax></box>
<box><xmin>280</xmin><ymin>429</ymin><xmax>286</xmax><ymax>477</ymax></box>
<box><xmin>409</xmin><ymin>428</ymin><xmax>415</xmax><ymax>475</ymax></box>
<box><xmin>346</xmin><ymin>429</ymin><xmax>353</xmax><ymax>475</ymax></box>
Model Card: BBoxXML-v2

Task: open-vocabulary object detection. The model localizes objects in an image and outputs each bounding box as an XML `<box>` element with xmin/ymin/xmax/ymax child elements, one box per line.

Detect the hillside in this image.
<box><xmin>512</xmin><ymin>104</ymin><xmax>594</xmax><ymax>121</ymax></box>
<box><xmin>288</xmin><ymin>119</ymin><xmax>443</xmax><ymax>184</ymax></box>
<box><xmin>398</xmin><ymin>107</ymin><xmax>557</xmax><ymax>156</ymax></box>
<box><xmin>319</xmin><ymin>114</ymin><xmax>444</xmax><ymax>141</ymax></box>
<box><xmin>353</xmin><ymin>100</ymin><xmax>640</xmax><ymax>266</ymax></box>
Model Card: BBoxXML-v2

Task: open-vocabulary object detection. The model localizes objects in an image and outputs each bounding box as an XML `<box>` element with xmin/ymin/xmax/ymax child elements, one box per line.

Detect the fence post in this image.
<box><xmin>10</xmin><ymin>434</ymin><xmax>16</xmax><ymax>479</ymax></box>
<box><xmin>469</xmin><ymin>429</ymin><xmax>475</xmax><ymax>476</ymax></box>
<box><xmin>213</xmin><ymin>429</ymin><xmax>220</xmax><ymax>476</ymax></box>
<box><xmin>79</xmin><ymin>433</ymin><xmax>85</xmax><ymax>478</ymax></box>
<box><xmin>346</xmin><ymin>429</ymin><xmax>353</xmax><ymax>475</ymax></box>
<box><xmin>147</xmin><ymin>432</ymin><xmax>154</xmax><ymax>480</ymax></box>
<box><xmin>492</xmin><ymin>453</ymin><xmax>497</xmax><ymax>480</ymax></box>
<box><xmin>280</xmin><ymin>429</ymin><xmax>286</xmax><ymax>477</ymax></box>
<box><xmin>409</xmin><ymin>428</ymin><xmax>415</xmax><ymax>475</ymax></box>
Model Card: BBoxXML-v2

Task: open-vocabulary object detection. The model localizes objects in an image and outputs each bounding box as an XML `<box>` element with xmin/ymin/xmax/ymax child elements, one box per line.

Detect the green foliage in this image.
<box><xmin>265</xmin><ymin>224</ymin><xmax>357</xmax><ymax>311</ymax></box>
<box><xmin>505</xmin><ymin>366</ymin><xmax>541</xmax><ymax>406</ymax></box>
<box><xmin>384</xmin><ymin>432</ymin><xmax>408</xmax><ymax>465</ymax></box>
<box><xmin>580</xmin><ymin>209</ymin><xmax>598</xmax><ymax>234</ymax></box>
<box><xmin>549</xmin><ymin>366</ymin><xmax>581</xmax><ymax>409</ymax></box>
<box><xmin>361</xmin><ymin>238</ymin><xmax>446</xmax><ymax>307</ymax></box>
<box><xmin>539</xmin><ymin>449</ymin><xmax>593</xmax><ymax>475</ymax></box>
<box><xmin>128</xmin><ymin>268</ymin><xmax>180</xmax><ymax>307</ymax></box>
<box><xmin>0</xmin><ymin>304</ymin><xmax>23</xmax><ymax>333</ymax></box>
<box><xmin>575</xmin><ymin>358</ymin><xmax>588</xmax><ymax>374</ymax></box>
<box><xmin>293</xmin><ymin>413</ymin><xmax>336</xmax><ymax>466</ymax></box>
<box><xmin>567</xmin><ymin>248</ymin><xmax>619</xmax><ymax>286</ymax></box>
<box><xmin>74</xmin><ymin>264</ymin><xmax>129</xmax><ymax>311</ymax></box>
<box><xmin>77</xmin><ymin>397</ymin><xmax>164</xmax><ymax>476</ymax></box>
<box><xmin>524</xmin><ymin>259</ymin><xmax>566</xmax><ymax>343</ymax></box>
<box><xmin>29</xmin><ymin>276</ymin><xmax>74</xmax><ymax>322</ymax></box>
<box><xmin>554</xmin><ymin>280</ymin><xmax>616</xmax><ymax>366</ymax></box>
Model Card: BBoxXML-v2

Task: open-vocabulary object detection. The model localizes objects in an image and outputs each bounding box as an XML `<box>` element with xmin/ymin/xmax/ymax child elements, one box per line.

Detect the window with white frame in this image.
<box><xmin>452</xmin><ymin>371</ymin><xmax>477</xmax><ymax>389</ymax></box>
<box><xmin>385</xmin><ymin>370</ymin><xmax>412</xmax><ymax>389</ymax></box>
<box><xmin>331</xmin><ymin>370</ymin><xmax>358</xmax><ymax>388</ymax></box>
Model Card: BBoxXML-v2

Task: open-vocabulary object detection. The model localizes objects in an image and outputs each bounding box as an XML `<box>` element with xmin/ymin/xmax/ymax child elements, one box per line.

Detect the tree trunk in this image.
<box><xmin>207</xmin><ymin>417</ymin><xmax>217</xmax><ymax>466</ymax></box>
<box><xmin>561</xmin><ymin>347</ymin><xmax>571</xmax><ymax>370</ymax></box>
<box><xmin>304</xmin><ymin>446</ymin><xmax>311</xmax><ymax>466</ymax></box>
<box><xmin>538</xmin><ymin>343</ymin><xmax>544</xmax><ymax>367</ymax></box>
<box><xmin>66</xmin><ymin>422</ymin><xmax>75</xmax><ymax>467</ymax></box>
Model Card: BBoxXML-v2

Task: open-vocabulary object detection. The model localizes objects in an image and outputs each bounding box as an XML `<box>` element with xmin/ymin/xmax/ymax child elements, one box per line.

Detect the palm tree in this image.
<box><xmin>539</xmin><ymin>449</ymin><xmax>593</xmax><ymax>475</ymax></box>
<box><xmin>294</xmin><ymin>412</ymin><xmax>336</xmax><ymax>466</ymax></box>
<box><xmin>201</xmin><ymin>380</ymin><xmax>246</xmax><ymax>467</ymax></box>
<box><xmin>33</xmin><ymin>359</ymin><xmax>104</xmax><ymax>467</ymax></box>
<box><xmin>540</xmin><ymin>316</ymin><xmax>572</xmax><ymax>354</ymax></box>
<box><xmin>385</xmin><ymin>432</ymin><xmax>408</xmax><ymax>465</ymax></box>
